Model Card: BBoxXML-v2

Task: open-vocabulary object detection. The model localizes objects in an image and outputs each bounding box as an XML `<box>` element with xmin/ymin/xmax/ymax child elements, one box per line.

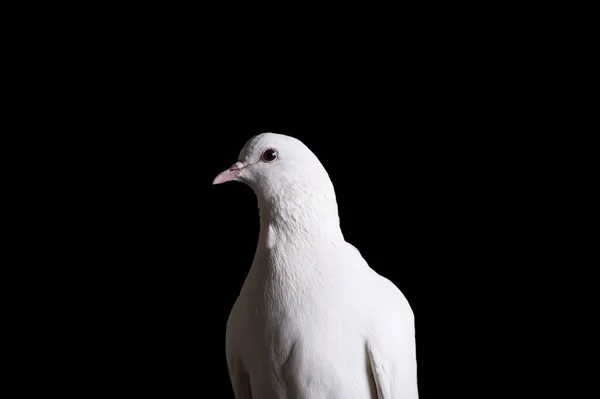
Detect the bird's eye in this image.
<box><xmin>261</xmin><ymin>149</ymin><xmax>278</xmax><ymax>162</ymax></box>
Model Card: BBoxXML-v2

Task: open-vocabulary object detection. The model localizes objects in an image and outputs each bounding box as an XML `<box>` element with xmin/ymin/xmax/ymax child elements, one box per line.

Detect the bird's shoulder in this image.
<box><xmin>336</xmin><ymin>241</ymin><xmax>414</xmax><ymax>322</ymax></box>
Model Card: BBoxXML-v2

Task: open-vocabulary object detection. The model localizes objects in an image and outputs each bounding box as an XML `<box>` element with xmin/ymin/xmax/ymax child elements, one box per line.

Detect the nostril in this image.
<box><xmin>231</xmin><ymin>161</ymin><xmax>244</xmax><ymax>171</ymax></box>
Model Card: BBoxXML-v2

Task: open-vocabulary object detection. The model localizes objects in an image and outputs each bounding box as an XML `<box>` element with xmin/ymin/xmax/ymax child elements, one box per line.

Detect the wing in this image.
<box><xmin>226</xmin><ymin>355</ymin><xmax>252</xmax><ymax>399</ymax></box>
<box><xmin>225</xmin><ymin>304</ymin><xmax>253</xmax><ymax>399</ymax></box>
<box><xmin>367</xmin><ymin>340</ymin><xmax>392</xmax><ymax>399</ymax></box>
<box><xmin>367</xmin><ymin>339</ymin><xmax>418</xmax><ymax>399</ymax></box>
<box><xmin>366</xmin><ymin>275</ymin><xmax>419</xmax><ymax>399</ymax></box>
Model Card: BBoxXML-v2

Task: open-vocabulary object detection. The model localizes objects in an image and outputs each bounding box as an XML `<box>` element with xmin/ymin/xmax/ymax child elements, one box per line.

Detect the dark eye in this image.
<box><xmin>262</xmin><ymin>149</ymin><xmax>278</xmax><ymax>162</ymax></box>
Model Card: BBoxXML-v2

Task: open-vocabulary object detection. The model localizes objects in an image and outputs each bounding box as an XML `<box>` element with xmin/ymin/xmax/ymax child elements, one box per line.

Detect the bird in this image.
<box><xmin>212</xmin><ymin>133</ymin><xmax>418</xmax><ymax>399</ymax></box>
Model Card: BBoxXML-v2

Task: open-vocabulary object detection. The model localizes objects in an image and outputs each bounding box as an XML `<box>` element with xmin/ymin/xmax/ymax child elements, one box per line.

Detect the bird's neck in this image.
<box><xmin>251</xmin><ymin>200</ymin><xmax>342</xmax><ymax>292</ymax></box>
<box><xmin>247</xmin><ymin>189</ymin><xmax>346</xmax><ymax>298</ymax></box>
<box><xmin>256</xmin><ymin>188</ymin><xmax>344</xmax><ymax>253</ymax></box>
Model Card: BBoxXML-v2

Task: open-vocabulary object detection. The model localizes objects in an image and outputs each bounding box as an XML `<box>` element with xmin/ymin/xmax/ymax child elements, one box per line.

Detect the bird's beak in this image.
<box><xmin>212</xmin><ymin>161</ymin><xmax>246</xmax><ymax>185</ymax></box>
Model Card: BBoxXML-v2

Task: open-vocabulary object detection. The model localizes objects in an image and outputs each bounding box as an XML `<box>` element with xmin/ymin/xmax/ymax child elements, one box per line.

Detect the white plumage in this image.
<box><xmin>213</xmin><ymin>133</ymin><xmax>418</xmax><ymax>399</ymax></box>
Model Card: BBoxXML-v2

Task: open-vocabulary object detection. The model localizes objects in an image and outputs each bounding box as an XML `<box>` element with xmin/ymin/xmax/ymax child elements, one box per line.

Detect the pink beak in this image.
<box><xmin>212</xmin><ymin>161</ymin><xmax>246</xmax><ymax>185</ymax></box>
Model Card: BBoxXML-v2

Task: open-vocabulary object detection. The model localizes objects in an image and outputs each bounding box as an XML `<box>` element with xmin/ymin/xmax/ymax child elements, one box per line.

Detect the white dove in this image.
<box><xmin>213</xmin><ymin>133</ymin><xmax>418</xmax><ymax>399</ymax></box>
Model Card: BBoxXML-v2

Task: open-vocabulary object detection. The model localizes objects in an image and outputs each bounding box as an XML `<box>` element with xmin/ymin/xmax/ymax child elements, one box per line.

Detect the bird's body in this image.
<box><xmin>214</xmin><ymin>133</ymin><xmax>418</xmax><ymax>398</ymax></box>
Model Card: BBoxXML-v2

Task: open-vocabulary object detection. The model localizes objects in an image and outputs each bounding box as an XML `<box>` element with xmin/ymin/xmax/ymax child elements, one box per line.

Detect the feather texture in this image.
<box><xmin>215</xmin><ymin>133</ymin><xmax>418</xmax><ymax>398</ymax></box>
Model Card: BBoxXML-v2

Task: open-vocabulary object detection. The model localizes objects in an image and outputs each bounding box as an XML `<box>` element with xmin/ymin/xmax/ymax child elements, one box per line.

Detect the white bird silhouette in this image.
<box><xmin>213</xmin><ymin>133</ymin><xmax>418</xmax><ymax>399</ymax></box>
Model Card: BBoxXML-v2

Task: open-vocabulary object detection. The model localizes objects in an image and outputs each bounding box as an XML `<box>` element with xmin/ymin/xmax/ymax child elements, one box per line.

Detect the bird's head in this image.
<box><xmin>213</xmin><ymin>132</ymin><xmax>343</xmax><ymax>243</ymax></box>
<box><xmin>212</xmin><ymin>133</ymin><xmax>334</xmax><ymax>202</ymax></box>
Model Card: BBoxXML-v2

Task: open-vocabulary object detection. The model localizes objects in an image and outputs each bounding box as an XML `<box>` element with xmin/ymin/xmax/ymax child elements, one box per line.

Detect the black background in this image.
<box><xmin>27</xmin><ymin>16</ymin><xmax>536</xmax><ymax>397</ymax></box>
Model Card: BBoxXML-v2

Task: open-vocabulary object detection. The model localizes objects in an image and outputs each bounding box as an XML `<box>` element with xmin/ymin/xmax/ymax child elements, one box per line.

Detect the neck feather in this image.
<box><xmin>255</xmin><ymin>182</ymin><xmax>344</xmax><ymax>252</ymax></box>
